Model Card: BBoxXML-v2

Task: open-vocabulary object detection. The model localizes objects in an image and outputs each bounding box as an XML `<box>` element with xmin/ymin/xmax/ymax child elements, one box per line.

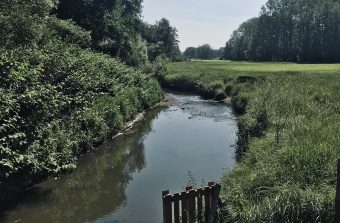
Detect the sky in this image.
<box><xmin>142</xmin><ymin>0</ymin><xmax>267</xmax><ymax>51</ymax></box>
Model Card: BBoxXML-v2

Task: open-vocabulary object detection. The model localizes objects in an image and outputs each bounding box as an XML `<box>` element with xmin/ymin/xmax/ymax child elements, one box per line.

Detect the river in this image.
<box><xmin>0</xmin><ymin>92</ymin><xmax>237</xmax><ymax>223</ymax></box>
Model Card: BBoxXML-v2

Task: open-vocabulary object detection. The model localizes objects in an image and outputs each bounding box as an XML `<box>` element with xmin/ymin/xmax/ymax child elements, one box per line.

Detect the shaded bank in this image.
<box><xmin>0</xmin><ymin>92</ymin><xmax>237</xmax><ymax>223</ymax></box>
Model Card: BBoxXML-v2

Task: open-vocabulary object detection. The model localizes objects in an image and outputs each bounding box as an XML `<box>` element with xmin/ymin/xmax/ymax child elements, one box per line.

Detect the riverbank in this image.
<box><xmin>1</xmin><ymin>91</ymin><xmax>237</xmax><ymax>223</ymax></box>
<box><xmin>0</xmin><ymin>92</ymin><xmax>201</xmax><ymax>209</ymax></box>
<box><xmin>165</xmin><ymin>60</ymin><xmax>340</xmax><ymax>222</ymax></box>
<box><xmin>0</xmin><ymin>47</ymin><xmax>164</xmax><ymax>207</ymax></box>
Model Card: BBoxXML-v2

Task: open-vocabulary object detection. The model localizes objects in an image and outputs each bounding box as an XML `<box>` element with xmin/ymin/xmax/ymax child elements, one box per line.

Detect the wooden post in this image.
<box><xmin>182</xmin><ymin>191</ymin><xmax>188</xmax><ymax>223</ymax></box>
<box><xmin>188</xmin><ymin>190</ymin><xmax>196</xmax><ymax>223</ymax></box>
<box><xmin>204</xmin><ymin>182</ymin><xmax>214</xmax><ymax>222</ymax></box>
<box><xmin>208</xmin><ymin>184</ymin><xmax>221</xmax><ymax>223</ymax></box>
<box><xmin>197</xmin><ymin>188</ymin><xmax>203</xmax><ymax>223</ymax></box>
<box><xmin>163</xmin><ymin>190</ymin><xmax>172</xmax><ymax>223</ymax></box>
<box><xmin>162</xmin><ymin>182</ymin><xmax>221</xmax><ymax>223</ymax></box>
<box><xmin>173</xmin><ymin>193</ymin><xmax>180</xmax><ymax>223</ymax></box>
<box><xmin>335</xmin><ymin>159</ymin><xmax>340</xmax><ymax>223</ymax></box>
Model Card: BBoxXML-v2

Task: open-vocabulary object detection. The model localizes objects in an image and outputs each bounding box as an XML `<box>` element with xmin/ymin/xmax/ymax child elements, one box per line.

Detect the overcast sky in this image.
<box><xmin>142</xmin><ymin>0</ymin><xmax>267</xmax><ymax>51</ymax></box>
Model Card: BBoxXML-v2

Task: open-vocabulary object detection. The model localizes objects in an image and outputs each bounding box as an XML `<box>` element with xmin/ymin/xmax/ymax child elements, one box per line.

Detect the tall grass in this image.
<box><xmin>165</xmin><ymin>60</ymin><xmax>340</xmax><ymax>222</ymax></box>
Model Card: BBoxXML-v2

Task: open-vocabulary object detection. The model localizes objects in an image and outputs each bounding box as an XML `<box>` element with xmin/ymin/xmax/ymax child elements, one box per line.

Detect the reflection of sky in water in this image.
<box><xmin>1</xmin><ymin>92</ymin><xmax>237</xmax><ymax>223</ymax></box>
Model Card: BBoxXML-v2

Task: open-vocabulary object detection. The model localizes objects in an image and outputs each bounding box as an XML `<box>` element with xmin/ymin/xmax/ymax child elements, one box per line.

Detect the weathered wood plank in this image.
<box><xmin>204</xmin><ymin>186</ymin><xmax>211</xmax><ymax>222</ymax></box>
<box><xmin>162</xmin><ymin>182</ymin><xmax>221</xmax><ymax>223</ymax></box>
<box><xmin>163</xmin><ymin>190</ymin><xmax>172</xmax><ymax>223</ymax></box>
<box><xmin>162</xmin><ymin>190</ymin><xmax>169</xmax><ymax>222</ymax></box>
<box><xmin>188</xmin><ymin>190</ymin><xmax>196</xmax><ymax>223</ymax></box>
<box><xmin>197</xmin><ymin>188</ymin><xmax>203</xmax><ymax>223</ymax></box>
<box><xmin>181</xmin><ymin>191</ymin><xmax>188</xmax><ymax>223</ymax></box>
<box><xmin>208</xmin><ymin>184</ymin><xmax>221</xmax><ymax>223</ymax></box>
<box><xmin>173</xmin><ymin>193</ymin><xmax>180</xmax><ymax>223</ymax></box>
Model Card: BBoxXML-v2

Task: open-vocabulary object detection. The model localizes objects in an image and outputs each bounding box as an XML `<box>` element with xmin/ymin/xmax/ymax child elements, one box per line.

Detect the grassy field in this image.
<box><xmin>168</xmin><ymin>60</ymin><xmax>340</xmax><ymax>78</ymax></box>
<box><xmin>165</xmin><ymin>60</ymin><xmax>340</xmax><ymax>222</ymax></box>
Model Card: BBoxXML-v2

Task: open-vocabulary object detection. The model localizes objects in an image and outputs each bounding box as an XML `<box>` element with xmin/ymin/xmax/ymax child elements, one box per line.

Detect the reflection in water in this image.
<box><xmin>0</xmin><ymin>92</ymin><xmax>237</xmax><ymax>223</ymax></box>
<box><xmin>0</xmin><ymin>108</ymin><xmax>161</xmax><ymax>223</ymax></box>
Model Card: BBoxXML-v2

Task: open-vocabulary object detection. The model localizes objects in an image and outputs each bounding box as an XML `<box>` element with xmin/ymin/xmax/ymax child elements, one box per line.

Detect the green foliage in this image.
<box><xmin>56</xmin><ymin>1</ymin><xmax>181</xmax><ymax>65</ymax></box>
<box><xmin>165</xmin><ymin>60</ymin><xmax>340</xmax><ymax>222</ymax></box>
<box><xmin>142</xmin><ymin>19</ymin><xmax>182</xmax><ymax>62</ymax></box>
<box><xmin>0</xmin><ymin>44</ymin><xmax>163</xmax><ymax>180</ymax></box>
<box><xmin>214</xmin><ymin>89</ymin><xmax>227</xmax><ymax>101</ymax></box>
<box><xmin>0</xmin><ymin>0</ymin><xmax>164</xmax><ymax>185</ymax></box>
<box><xmin>224</xmin><ymin>0</ymin><xmax>340</xmax><ymax>63</ymax></box>
<box><xmin>48</xmin><ymin>18</ymin><xmax>92</xmax><ymax>48</ymax></box>
<box><xmin>183</xmin><ymin>44</ymin><xmax>224</xmax><ymax>60</ymax></box>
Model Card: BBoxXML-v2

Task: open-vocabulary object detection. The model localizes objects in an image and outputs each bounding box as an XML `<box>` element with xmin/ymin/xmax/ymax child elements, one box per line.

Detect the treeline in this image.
<box><xmin>183</xmin><ymin>44</ymin><xmax>224</xmax><ymax>60</ymax></box>
<box><xmin>224</xmin><ymin>0</ymin><xmax>340</xmax><ymax>63</ymax></box>
<box><xmin>0</xmin><ymin>0</ymin><xmax>177</xmax><ymax>195</ymax></box>
<box><xmin>56</xmin><ymin>0</ymin><xmax>182</xmax><ymax>65</ymax></box>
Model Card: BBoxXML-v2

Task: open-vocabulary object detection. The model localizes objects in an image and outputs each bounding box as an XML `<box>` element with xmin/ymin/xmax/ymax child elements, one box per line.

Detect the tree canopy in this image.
<box><xmin>142</xmin><ymin>18</ymin><xmax>182</xmax><ymax>62</ymax></box>
<box><xmin>224</xmin><ymin>0</ymin><xmax>340</xmax><ymax>63</ymax></box>
<box><xmin>56</xmin><ymin>0</ymin><xmax>181</xmax><ymax>65</ymax></box>
<box><xmin>0</xmin><ymin>0</ymin><xmax>173</xmax><ymax>194</ymax></box>
<box><xmin>183</xmin><ymin>44</ymin><xmax>224</xmax><ymax>60</ymax></box>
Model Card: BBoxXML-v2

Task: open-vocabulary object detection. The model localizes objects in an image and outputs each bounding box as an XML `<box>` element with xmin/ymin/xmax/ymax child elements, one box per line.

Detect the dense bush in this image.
<box><xmin>0</xmin><ymin>44</ymin><xmax>163</xmax><ymax>181</ymax></box>
<box><xmin>49</xmin><ymin>18</ymin><xmax>92</xmax><ymax>48</ymax></box>
<box><xmin>0</xmin><ymin>0</ymin><xmax>164</xmax><ymax>192</ymax></box>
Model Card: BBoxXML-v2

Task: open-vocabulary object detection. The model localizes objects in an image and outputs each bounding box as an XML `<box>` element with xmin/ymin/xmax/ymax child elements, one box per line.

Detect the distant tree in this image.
<box><xmin>155</xmin><ymin>18</ymin><xmax>181</xmax><ymax>60</ymax></box>
<box><xmin>183</xmin><ymin>47</ymin><xmax>197</xmax><ymax>59</ymax></box>
<box><xmin>223</xmin><ymin>18</ymin><xmax>258</xmax><ymax>60</ymax></box>
<box><xmin>214</xmin><ymin>47</ymin><xmax>225</xmax><ymax>59</ymax></box>
<box><xmin>197</xmin><ymin>44</ymin><xmax>213</xmax><ymax>59</ymax></box>
<box><xmin>223</xmin><ymin>0</ymin><xmax>340</xmax><ymax>63</ymax></box>
<box><xmin>141</xmin><ymin>19</ymin><xmax>182</xmax><ymax>61</ymax></box>
<box><xmin>183</xmin><ymin>44</ymin><xmax>223</xmax><ymax>60</ymax></box>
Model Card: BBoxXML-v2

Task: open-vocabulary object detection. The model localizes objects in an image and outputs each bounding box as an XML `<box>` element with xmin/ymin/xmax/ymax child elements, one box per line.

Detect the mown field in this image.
<box><xmin>165</xmin><ymin>60</ymin><xmax>340</xmax><ymax>222</ymax></box>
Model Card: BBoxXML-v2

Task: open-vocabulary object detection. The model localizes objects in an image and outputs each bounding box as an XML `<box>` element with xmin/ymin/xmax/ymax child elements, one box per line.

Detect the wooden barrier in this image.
<box><xmin>162</xmin><ymin>182</ymin><xmax>221</xmax><ymax>223</ymax></box>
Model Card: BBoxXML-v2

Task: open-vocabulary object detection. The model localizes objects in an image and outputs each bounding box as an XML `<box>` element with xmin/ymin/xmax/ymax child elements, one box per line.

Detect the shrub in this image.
<box><xmin>49</xmin><ymin>17</ymin><xmax>92</xmax><ymax>48</ymax></box>
<box><xmin>215</xmin><ymin>89</ymin><xmax>227</xmax><ymax>101</ymax></box>
<box><xmin>0</xmin><ymin>43</ymin><xmax>163</xmax><ymax>183</ymax></box>
<box><xmin>232</xmin><ymin>95</ymin><xmax>249</xmax><ymax>114</ymax></box>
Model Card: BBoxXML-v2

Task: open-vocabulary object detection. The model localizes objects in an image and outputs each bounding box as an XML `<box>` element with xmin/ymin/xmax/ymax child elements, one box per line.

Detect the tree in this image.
<box><xmin>141</xmin><ymin>19</ymin><xmax>181</xmax><ymax>61</ymax></box>
<box><xmin>56</xmin><ymin>0</ymin><xmax>145</xmax><ymax>65</ymax></box>
<box><xmin>223</xmin><ymin>0</ymin><xmax>340</xmax><ymax>63</ymax></box>
<box><xmin>183</xmin><ymin>44</ymin><xmax>223</xmax><ymax>60</ymax></box>
<box><xmin>0</xmin><ymin>0</ymin><xmax>57</xmax><ymax>48</ymax></box>
<box><xmin>183</xmin><ymin>47</ymin><xmax>197</xmax><ymax>59</ymax></box>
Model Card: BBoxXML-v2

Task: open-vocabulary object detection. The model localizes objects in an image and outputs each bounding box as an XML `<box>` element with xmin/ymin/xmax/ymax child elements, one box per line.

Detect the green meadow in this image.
<box><xmin>165</xmin><ymin>60</ymin><xmax>340</xmax><ymax>222</ymax></box>
<box><xmin>169</xmin><ymin>60</ymin><xmax>340</xmax><ymax>75</ymax></box>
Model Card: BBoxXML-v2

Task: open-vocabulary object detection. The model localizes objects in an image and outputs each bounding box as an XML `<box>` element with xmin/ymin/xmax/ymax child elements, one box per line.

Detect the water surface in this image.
<box><xmin>1</xmin><ymin>92</ymin><xmax>237</xmax><ymax>223</ymax></box>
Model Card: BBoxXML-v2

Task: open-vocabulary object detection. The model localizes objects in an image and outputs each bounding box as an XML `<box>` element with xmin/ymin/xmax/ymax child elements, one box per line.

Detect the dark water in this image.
<box><xmin>0</xmin><ymin>92</ymin><xmax>237</xmax><ymax>223</ymax></box>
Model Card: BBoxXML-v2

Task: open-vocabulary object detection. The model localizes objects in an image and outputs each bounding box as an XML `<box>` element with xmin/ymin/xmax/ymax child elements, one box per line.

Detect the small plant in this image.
<box><xmin>186</xmin><ymin>170</ymin><xmax>198</xmax><ymax>189</ymax></box>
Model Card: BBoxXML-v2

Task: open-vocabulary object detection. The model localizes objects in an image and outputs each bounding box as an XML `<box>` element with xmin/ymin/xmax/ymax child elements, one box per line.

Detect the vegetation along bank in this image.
<box><xmin>164</xmin><ymin>60</ymin><xmax>340</xmax><ymax>222</ymax></box>
<box><xmin>0</xmin><ymin>0</ymin><xmax>182</xmax><ymax>202</ymax></box>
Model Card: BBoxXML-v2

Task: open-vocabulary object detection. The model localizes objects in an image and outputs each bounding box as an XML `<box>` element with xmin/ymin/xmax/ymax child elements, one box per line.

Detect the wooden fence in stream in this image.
<box><xmin>162</xmin><ymin>182</ymin><xmax>221</xmax><ymax>223</ymax></box>
<box><xmin>162</xmin><ymin>159</ymin><xmax>340</xmax><ymax>223</ymax></box>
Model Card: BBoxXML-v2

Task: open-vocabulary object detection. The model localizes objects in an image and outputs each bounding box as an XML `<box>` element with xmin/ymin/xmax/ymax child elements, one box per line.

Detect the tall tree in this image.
<box><xmin>223</xmin><ymin>0</ymin><xmax>340</xmax><ymax>63</ymax></box>
<box><xmin>142</xmin><ymin>18</ymin><xmax>181</xmax><ymax>61</ymax></box>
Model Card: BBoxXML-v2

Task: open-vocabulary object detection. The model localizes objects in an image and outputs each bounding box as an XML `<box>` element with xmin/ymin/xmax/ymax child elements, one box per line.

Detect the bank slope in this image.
<box><xmin>165</xmin><ymin>60</ymin><xmax>340</xmax><ymax>222</ymax></box>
